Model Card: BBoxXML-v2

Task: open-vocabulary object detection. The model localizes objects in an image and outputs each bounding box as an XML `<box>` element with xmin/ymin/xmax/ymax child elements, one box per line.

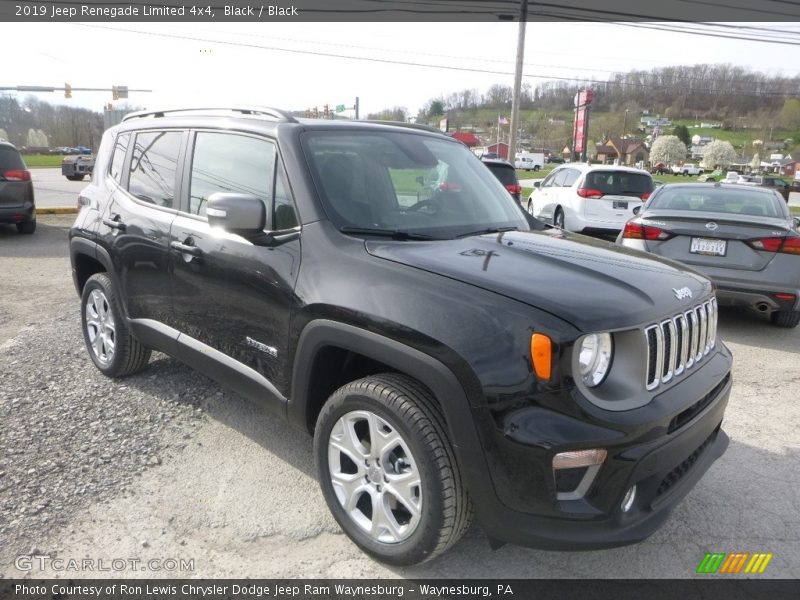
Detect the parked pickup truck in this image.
<box><xmin>62</xmin><ymin>154</ymin><xmax>94</xmax><ymax>181</ymax></box>
<box><xmin>671</xmin><ymin>163</ymin><xmax>704</xmax><ymax>176</ymax></box>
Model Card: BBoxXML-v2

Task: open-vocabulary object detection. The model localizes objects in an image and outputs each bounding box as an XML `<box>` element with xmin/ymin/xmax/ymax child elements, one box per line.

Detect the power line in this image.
<box><xmin>73</xmin><ymin>23</ymin><xmax>800</xmax><ymax>98</ymax></box>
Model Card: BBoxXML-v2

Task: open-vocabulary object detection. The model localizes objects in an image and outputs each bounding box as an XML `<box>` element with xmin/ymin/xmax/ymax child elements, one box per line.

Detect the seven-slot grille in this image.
<box><xmin>645</xmin><ymin>298</ymin><xmax>717</xmax><ymax>391</ymax></box>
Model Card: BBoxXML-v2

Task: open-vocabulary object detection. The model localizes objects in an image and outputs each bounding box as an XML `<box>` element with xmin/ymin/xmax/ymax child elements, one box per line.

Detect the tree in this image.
<box><xmin>672</xmin><ymin>124</ymin><xmax>691</xmax><ymax>146</ymax></box>
<box><xmin>702</xmin><ymin>140</ymin><xmax>738</xmax><ymax>168</ymax></box>
<box><xmin>649</xmin><ymin>135</ymin><xmax>688</xmax><ymax>165</ymax></box>
<box><xmin>366</xmin><ymin>107</ymin><xmax>408</xmax><ymax>122</ymax></box>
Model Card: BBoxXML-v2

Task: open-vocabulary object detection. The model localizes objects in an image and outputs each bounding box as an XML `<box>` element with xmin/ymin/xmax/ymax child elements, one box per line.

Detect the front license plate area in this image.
<box><xmin>690</xmin><ymin>237</ymin><xmax>727</xmax><ymax>256</ymax></box>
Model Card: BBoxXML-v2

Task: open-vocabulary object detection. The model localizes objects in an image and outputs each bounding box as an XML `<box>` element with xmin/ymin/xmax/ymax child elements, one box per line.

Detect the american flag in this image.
<box><xmin>498</xmin><ymin>116</ymin><xmax>509</xmax><ymax>125</ymax></box>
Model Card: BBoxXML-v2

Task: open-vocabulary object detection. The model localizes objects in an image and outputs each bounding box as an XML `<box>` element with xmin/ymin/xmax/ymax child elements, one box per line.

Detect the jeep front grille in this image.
<box><xmin>645</xmin><ymin>298</ymin><xmax>717</xmax><ymax>391</ymax></box>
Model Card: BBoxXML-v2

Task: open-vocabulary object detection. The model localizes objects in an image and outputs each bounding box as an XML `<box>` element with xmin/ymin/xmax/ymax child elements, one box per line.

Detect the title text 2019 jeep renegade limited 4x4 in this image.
<box><xmin>70</xmin><ymin>108</ymin><xmax>732</xmax><ymax>566</ymax></box>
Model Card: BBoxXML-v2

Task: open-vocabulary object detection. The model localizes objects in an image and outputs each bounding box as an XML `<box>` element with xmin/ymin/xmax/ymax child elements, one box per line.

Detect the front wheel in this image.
<box><xmin>80</xmin><ymin>273</ymin><xmax>151</xmax><ymax>377</ymax></box>
<box><xmin>554</xmin><ymin>207</ymin><xmax>565</xmax><ymax>229</ymax></box>
<box><xmin>771</xmin><ymin>310</ymin><xmax>800</xmax><ymax>328</ymax></box>
<box><xmin>66</xmin><ymin>175</ymin><xmax>85</xmax><ymax>181</ymax></box>
<box><xmin>314</xmin><ymin>374</ymin><xmax>473</xmax><ymax>566</ymax></box>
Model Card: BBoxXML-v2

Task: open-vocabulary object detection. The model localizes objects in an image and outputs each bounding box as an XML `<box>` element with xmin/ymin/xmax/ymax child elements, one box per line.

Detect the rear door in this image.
<box><xmin>582</xmin><ymin>170</ymin><xmax>652</xmax><ymax>227</ymax></box>
<box><xmin>97</xmin><ymin>129</ymin><xmax>184</xmax><ymax>326</ymax></box>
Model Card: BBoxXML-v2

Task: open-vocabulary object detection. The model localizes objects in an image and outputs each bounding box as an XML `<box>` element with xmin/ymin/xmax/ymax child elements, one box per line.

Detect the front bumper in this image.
<box><xmin>471</xmin><ymin>345</ymin><xmax>732</xmax><ymax>550</ymax></box>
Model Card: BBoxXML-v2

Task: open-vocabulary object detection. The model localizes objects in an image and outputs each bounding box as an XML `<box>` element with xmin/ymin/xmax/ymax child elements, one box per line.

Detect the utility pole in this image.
<box><xmin>355</xmin><ymin>96</ymin><xmax>360</xmax><ymax>120</ymax></box>
<box><xmin>508</xmin><ymin>0</ymin><xmax>528</xmax><ymax>168</ymax></box>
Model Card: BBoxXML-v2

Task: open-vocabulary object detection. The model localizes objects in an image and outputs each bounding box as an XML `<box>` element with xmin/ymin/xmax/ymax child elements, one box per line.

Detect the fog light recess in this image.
<box><xmin>621</xmin><ymin>485</ymin><xmax>637</xmax><ymax>513</ymax></box>
<box><xmin>552</xmin><ymin>449</ymin><xmax>607</xmax><ymax>501</ymax></box>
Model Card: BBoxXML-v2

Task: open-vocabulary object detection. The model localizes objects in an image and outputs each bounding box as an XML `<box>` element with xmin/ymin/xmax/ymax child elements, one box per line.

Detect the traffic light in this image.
<box><xmin>324</xmin><ymin>104</ymin><xmax>329</xmax><ymax>118</ymax></box>
<box><xmin>64</xmin><ymin>83</ymin><xmax>72</xmax><ymax>99</ymax></box>
<box><xmin>112</xmin><ymin>86</ymin><xmax>119</xmax><ymax>101</ymax></box>
<box><xmin>312</xmin><ymin>106</ymin><xmax>319</xmax><ymax>119</ymax></box>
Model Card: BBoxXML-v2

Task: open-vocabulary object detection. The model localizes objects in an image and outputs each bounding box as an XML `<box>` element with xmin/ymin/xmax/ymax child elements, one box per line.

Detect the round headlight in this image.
<box><xmin>577</xmin><ymin>333</ymin><xmax>613</xmax><ymax>387</ymax></box>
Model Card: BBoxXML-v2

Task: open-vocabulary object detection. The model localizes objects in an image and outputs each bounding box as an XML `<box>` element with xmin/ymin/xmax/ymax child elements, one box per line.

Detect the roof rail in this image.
<box><xmin>121</xmin><ymin>106</ymin><xmax>298</xmax><ymax>123</ymax></box>
<box><xmin>362</xmin><ymin>120</ymin><xmax>445</xmax><ymax>135</ymax></box>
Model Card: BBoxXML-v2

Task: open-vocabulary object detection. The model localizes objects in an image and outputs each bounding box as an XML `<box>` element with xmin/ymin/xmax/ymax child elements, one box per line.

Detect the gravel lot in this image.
<box><xmin>0</xmin><ymin>215</ymin><xmax>798</xmax><ymax>579</ymax></box>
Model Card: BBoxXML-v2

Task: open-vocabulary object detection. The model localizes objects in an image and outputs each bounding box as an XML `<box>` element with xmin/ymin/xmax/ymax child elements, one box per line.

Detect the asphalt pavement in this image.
<box><xmin>31</xmin><ymin>167</ymin><xmax>86</xmax><ymax>210</ymax></box>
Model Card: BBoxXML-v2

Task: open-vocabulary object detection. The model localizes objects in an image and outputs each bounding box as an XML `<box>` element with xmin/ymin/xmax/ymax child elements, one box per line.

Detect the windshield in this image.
<box><xmin>302</xmin><ymin>130</ymin><xmax>530</xmax><ymax>238</ymax></box>
<box><xmin>648</xmin><ymin>186</ymin><xmax>787</xmax><ymax>218</ymax></box>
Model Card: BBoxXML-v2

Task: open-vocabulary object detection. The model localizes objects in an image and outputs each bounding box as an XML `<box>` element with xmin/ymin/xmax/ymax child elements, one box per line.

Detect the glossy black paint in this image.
<box><xmin>70</xmin><ymin>115</ymin><xmax>733</xmax><ymax>551</ymax></box>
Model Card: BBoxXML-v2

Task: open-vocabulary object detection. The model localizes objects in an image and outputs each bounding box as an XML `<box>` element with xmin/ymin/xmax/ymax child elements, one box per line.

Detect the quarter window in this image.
<box><xmin>189</xmin><ymin>132</ymin><xmax>275</xmax><ymax>219</ymax></box>
<box><xmin>109</xmin><ymin>133</ymin><xmax>130</xmax><ymax>184</ymax></box>
<box><xmin>561</xmin><ymin>169</ymin><xmax>580</xmax><ymax>187</ymax></box>
<box><xmin>128</xmin><ymin>131</ymin><xmax>183</xmax><ymax>208</ymax></box>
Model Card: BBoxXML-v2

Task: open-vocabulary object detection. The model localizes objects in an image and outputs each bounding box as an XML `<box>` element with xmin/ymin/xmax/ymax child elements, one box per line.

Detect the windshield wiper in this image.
<box><xmin>454</xmin><ymin>226</ymin><xmax>519</xmax><ymax>239</ymax></box>
<box><xmin>339</xmin><ymin>227</ymin><xmax>437</xmax><ymax>240</ymax></box>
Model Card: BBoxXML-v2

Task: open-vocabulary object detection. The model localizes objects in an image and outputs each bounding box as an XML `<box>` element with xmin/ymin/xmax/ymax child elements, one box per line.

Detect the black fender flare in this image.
<box><xmin>289</xmin><ymin>319</ymin><xmax>495</xmax><ymax>506</ymax></box>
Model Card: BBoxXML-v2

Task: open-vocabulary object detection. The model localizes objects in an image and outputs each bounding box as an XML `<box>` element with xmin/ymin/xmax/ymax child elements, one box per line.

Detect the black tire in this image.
<box><xmin>554</xmin><ymin>207</ymin><xmax>565</xmax><ymax>229</ymax></box>
<box><xmin>16</xmin><ymin>220</ymin><xmax>36</xmax><ymax>234</ymax></box>
<box><xmin>314</xmin><ymin>373</ymin><xmax>473</xmax><ymax>566</ymax></box>
<box><xmin>527</xmin><ymin>199</ymin><xmax>535</xmax><ymax>216</ymax></box>
<box><xmin>80</xmin><ymin>273</ymin><xmax>151</xmax><ymax>377</ymax></box>
<box><xmin>533</xmin><ymin>165</ymin><xmax>540</xmax><ymax>172</ymax></box>
<box><xmin>66</xmin><ymin>175</ymin><xmax>85</xmax><ymax>181</ymax></box>
<box><xmin>770</xmin><ymin>310</ymin><xmax>800</xmax><ymax>328</ymax></box>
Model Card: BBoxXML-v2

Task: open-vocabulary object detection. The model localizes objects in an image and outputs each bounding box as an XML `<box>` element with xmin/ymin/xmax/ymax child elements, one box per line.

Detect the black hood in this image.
<box><xmin>366</xmin><ymin>229</ymin><xmax>713</xmax><ymax>332</ymax></box>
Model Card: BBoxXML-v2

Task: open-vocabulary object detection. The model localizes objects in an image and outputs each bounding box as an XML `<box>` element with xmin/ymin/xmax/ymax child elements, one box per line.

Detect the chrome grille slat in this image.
<box><xmin>644</xmin><ymin>299</ymin><xmax>718</xmax><ymax>391</ymax></box>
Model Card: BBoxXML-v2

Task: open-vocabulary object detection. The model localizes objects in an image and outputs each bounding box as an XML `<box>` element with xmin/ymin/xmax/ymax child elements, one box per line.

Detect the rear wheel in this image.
<box><xmin>314</xmin><ymin>374</ymin><xmax>472</xmax><ymax>566</ymax></box>
<box><xmin>16</xmin><ymin>220</ymin><xmax>36</xmax><ymax>234</ymax></box>
<box><xmin>771</xmin><ymin>310</ymin><xmax>800</xmax><ymax>328</ymax></box>
<box><xmin>80</xmin><ymin>273</ymin><xmax>151</xmax><ymax>377</ymax></box>
<box><xmin>527</xmin><ymin>199</ymin><xmax>535</xmax><ymax>216</ymax></box>
<box><xmin>66</xmin><ymin>175</ymin><xmax>85</xmax><ymax>181</ymax></box>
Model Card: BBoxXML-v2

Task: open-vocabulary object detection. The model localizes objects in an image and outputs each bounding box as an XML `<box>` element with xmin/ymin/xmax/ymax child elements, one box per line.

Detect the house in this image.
<box><xmin>475</xmin><ymin>141</ymin><xmax>510</xmax><ymax>160</ymax></box>
<box><xmin>689</xmin><ymin>145</ymin><xmax>707</xmax><ymax>160</ymax></box>
<box><xmin>450</xmin><ymin>131</ymin><xmax>481</xmax><ymax>148</ymax></box>
<box><xmin>781</xmin><ymin>159</ymin><xmax>797</xmax><ymax>178</ymax></box>
<box><xmin>595</xmin><ymin>136</ymin><xmax>650</xmax><ymax>165</ymax></box>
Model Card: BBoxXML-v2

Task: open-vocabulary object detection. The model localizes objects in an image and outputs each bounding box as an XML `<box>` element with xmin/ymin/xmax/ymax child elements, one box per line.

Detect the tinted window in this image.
<box><xmin>189</xmin><ymin>132</ymin><xmax>275</xmax><ymax>218</ymax></box>
<box><xmin>128</xmin><ymin>131</ymin><xmax>183</xmax><ymax>208</ymax></box>
<box><xmin>648</xmin><ymin>187</ymin><xmax>785</xmax><ymax>218</ymax></box>
<box><xmin>0</xmin><ymin>146</ymin><xmax>25</xmax><ymax>170</ymax></box>
<box><xmin>584</xmin><ymin>171</ymin><xmax>654</xmax><ymax>197</ymax></box>
<box><xmin>109</xmin><ymin>133</ymin><xmax>130</xmax><ymax>183</ymax></box>
<box><xmin>485</xmin><ymin>163</ymin><xmax>517</xmax><ymax>186</ymax></box>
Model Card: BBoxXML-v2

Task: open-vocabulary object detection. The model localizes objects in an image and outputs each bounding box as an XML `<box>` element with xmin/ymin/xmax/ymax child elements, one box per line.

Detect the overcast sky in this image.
<box><xmin>1</xmin><ymin>21</ymin><xmax>798</xmax><ymax>117</ymax></box>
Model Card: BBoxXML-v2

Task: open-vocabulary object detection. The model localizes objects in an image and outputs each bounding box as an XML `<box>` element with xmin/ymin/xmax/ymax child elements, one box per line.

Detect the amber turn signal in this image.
<box><xmin>530</xmin><ymin>333</ymin><xmax>552</xmax><ymax>380</ymax></box>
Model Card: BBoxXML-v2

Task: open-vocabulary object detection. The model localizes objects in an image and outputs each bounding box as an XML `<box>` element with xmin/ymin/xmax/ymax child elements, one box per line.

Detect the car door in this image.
<box><xmin>169</xmin><ymin>130</ymin><xmax>302</xmax><ymax>408</ymax></box>
<box><xmin>532</xmin><ymin>168</ymin><xmax>564</xmax><ymax>219</ymax></box>
<box><xmin>97</xmin><ymin>129</ymin><xmax>185</xmax><ymax>327</ymax></box>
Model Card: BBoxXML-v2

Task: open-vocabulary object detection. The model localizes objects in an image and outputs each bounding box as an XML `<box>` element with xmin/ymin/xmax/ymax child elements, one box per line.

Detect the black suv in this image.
<box><xmin>0</xmin><ymin>141</ymin><xmax>36</xmax><ymax>234</ymax></box>
<box><xmin>481</xmin><ymin>158</ymin><xmax>522</xmax><ymax>204</ymax></box>
<box><xmin>70</xmin><ymin>108</ymin><xmax>732</xmax><ymax>566</ymax></box>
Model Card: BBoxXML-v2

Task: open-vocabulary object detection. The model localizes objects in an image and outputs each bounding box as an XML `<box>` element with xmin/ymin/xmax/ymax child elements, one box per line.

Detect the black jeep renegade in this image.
<box><xmin>69</xmin><ymin>107</ymin><xmax>732</xmax><ymax>566</ymax></box>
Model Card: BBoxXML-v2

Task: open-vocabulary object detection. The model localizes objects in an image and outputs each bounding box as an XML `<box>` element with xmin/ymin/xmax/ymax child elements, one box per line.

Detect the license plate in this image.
<box><xmin>690</xmin><ymin>237</ymin><xmax>727</xmax><ymax>256</ymax></box>
<box><xmin>612</xmin><ymin>200</ymin><xmax>628</xmax><ymax>209</ymax></box>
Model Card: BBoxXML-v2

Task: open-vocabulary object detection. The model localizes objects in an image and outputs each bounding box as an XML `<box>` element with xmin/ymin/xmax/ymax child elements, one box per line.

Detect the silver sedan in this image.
<box><xmin>617</xmin><ymin>183</ymin><xmax>800</xmax><ymax>328</ymax></box>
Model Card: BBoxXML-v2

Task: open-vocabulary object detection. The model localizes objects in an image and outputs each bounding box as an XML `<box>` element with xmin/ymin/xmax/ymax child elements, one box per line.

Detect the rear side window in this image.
<box><xmin>0</xmin><ymin>146</ymin><xmax>25</xmax><ymax>171</ymax></box>
<box><xmin>188</xmin><ymin>132</ymin><xmax>276</xmax><ymax>219</ymax></box>
<box><xmin>128</xmin><ymin>131</ymin><xmax>183</xmax><ymax>208</ymax></box>
<box><xmin>584</xmin><ymin>171</ymin><xmax>654</xmax><ymax>197</ymax></box>
<box><xmin>109</xmin><ymin>133</ymin><xmax>130</xmax><ymax>183</ymax></box>
<box><xmin>485</xmin><ymin>164</ymin><xmax>517</xmax><ymax>186</ymax></box>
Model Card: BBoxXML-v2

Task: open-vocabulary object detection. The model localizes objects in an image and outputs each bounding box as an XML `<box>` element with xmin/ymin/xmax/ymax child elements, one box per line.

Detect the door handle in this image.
<box><xmin>170</xmin><ymin>240</ymin><xmax>203</xmax><ymax>257</ymax></box>
<box><xmin>102</xmin><ymin>216</ymin><xmax>126</xmax><ymax>231</ymax></box>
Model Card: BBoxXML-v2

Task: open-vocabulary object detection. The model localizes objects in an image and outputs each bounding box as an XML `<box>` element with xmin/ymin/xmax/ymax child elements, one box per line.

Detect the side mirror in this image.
<box><xmin>633</xmin><ymin>206</ymin><xmax>641</xmax><ymax>215</ymax></box>
<box><xmin>207</xmin><ymin>192</ymin><xmax>265</xmax><ymax>233</ymax></box>
<box><xmin>533</xmin><ymin>181</ymin><xmax>541</xmax><ymax>189</ymax></box>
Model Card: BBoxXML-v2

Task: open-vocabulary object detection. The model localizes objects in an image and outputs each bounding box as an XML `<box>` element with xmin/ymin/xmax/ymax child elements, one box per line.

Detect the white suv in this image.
<box><xmin>526</xmin><ymin>164</ymin><xmax>654</xmax><ymax>234</ymax></box>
